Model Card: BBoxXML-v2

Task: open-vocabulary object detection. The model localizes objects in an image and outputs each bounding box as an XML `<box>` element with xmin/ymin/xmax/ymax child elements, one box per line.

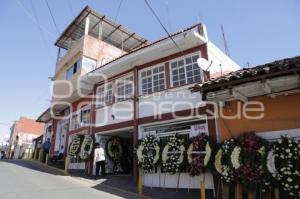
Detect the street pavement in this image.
<box><xmin>0</xmin><ymin>160</ymin><xmax>144</xmax><ymax>199</ymax></box>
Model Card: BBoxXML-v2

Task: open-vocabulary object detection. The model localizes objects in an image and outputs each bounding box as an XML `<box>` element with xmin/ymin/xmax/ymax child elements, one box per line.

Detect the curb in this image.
<box><xmin>27</xmin><ymin>159</ymin><xmax>66</xmax><ymax>175</ymax></box>
<box><xmin>28</xmin><ymin>160</ymin><xmax>152</xmax><ymax>199</ymax></box>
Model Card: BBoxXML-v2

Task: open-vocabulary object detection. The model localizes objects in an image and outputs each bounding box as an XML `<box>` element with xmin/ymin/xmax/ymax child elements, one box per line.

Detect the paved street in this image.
<box><xmin>0</xmin><ymin>160</ymin><xmax>143</xmax><ymax>199</ymax></box>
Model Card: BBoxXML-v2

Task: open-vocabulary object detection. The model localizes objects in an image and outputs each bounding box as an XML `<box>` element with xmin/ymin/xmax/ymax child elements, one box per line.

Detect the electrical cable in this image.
<box><xmin>44</xmin><ymin>0</ymin><xmax>60</xmax><ymax>34</ymax></box>
<box><xmin>143</xmin><ymin>0</ymin><xmax>185</xmax><ymax>57</ymax></box>
<box><xmin>115</xmin><ymin>0</ymin><xmax>124</xmax><ymax>22</ymax></box>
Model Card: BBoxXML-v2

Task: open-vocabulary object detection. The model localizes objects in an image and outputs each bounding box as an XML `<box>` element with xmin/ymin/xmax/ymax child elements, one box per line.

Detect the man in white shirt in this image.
<box><xmin>94</xmin><ymin>143</ymin><xmax>106</xmax><ymax>179</ymax></box>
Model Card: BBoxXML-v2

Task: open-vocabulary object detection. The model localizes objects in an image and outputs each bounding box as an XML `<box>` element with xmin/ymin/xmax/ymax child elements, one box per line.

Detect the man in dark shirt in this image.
<box><xmin>42</xmin><ymin>138</ymin><xmax>51</xmax><ymax>163</ymax></box>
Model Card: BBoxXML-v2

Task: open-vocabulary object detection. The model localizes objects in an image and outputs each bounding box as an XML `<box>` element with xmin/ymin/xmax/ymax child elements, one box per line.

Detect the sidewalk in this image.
<box><xmin>13</xmin><ymin>159</ymin><xmax>207</xmax><ymax>199</ymax></box>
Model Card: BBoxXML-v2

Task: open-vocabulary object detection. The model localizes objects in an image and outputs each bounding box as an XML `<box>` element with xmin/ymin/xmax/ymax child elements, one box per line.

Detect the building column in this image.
<box><xmin>133</xmin><ymin>67</ymin><xmax>139</xmax><ymax>184</ymax></box>
<box><xmin>85</xmin><ymin>16</ymin><xmax>90</xmax><ymax>36</ymax></box>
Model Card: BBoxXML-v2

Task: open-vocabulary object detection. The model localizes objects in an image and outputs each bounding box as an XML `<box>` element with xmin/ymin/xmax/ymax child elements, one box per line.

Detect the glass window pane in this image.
<box><xmin>194</xmin><ymin>75</ymin><xmax>201</xmax><ymax>82</ymax></box>
<box><xmin>187</xmin><ymin>77</ymin><xmax>194</xmax><ymax>84</ymax></box>
<box><xmin>192</xmin><ymin>55</ymin><xmax>199</xmax><ymax>62</ymax></box>
<box><xmin>178</xmin><ymin>60</ymin><xmax>184</xmax><ymax>66</ymax></box>
<box><xmin>187</xmin><ymin>71</ymin><xmax>193</xmax><ymax>78</ymax></box>
<box><xmin>186</xmin><ymin>65</ymin><xmax>192</xmax><ymax>71</ymax></box>
<box><xmin>171</xmin><ymin>62</ymin><xmax>177</xmax><ymax>68</ymax></box>
<box><xmin>186</xmin><ymin>57</ymin><xmax>192</xmax><ymax>64</ymax></box>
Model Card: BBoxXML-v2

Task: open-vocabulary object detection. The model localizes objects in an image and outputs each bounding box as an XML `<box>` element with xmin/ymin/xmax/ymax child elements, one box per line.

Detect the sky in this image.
<box><xmin>0</xmin><ymin>0</ymin><xmax>300</xmax><ymax>143</ymax></box>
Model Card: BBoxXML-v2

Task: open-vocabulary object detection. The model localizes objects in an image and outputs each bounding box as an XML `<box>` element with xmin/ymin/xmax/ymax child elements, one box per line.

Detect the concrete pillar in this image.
<box><xmin>98</xmin><ymin>21</ymin><xmax>103</xmax><ymax>40</ymax></box>
<box><xmin>85</xmin><ymin>16</ymin><xmax>90</xmax><ymax>35</ymax></box>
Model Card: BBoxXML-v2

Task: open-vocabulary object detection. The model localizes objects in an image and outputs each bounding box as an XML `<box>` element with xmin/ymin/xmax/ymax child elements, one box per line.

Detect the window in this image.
<box><xmin>171</xmin><ymin>54</ymin><xmax>201</xmax><ymax>87</ymax></box>
<box><xmin>96</xmin><ymin>83</ymin><xmax>113</xmax><ymax>107</ymax></box>
<box><xmin>70</xmin><ymin>113</ymin><xmax>80</xmax><ymax>130</ymax></box>
<box><xmin>140</xmin><ymin>65</ymin><xmax>165</xmax><ymax>95</ymax></box>
<box><xmin>115</xmin><ymin>75</ymin><xmax>134</xmax><ymax>102</ymax></box>
<box><xmin>65</xmin><ymin>58</ymin><xmax>82</xmax><ymax>80</ymax></box>
<box><xmin>82</xmin><ymin>57</ymin><xmax>96</xmax><ymax>72</ymax></box>
<box><xmin>81</xmin><ymin>105</ymin><xmax>91</xmax><ymax>125</ymax></box>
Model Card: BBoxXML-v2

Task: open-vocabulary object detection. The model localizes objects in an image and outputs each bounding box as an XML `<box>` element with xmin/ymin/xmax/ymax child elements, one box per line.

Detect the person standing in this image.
<box><xmin>42</xmin><ymin>138</ymin><xmax>51</xmax><ymax>163</ymax></box>
<box><xmin>94</xmin><ymin>143</ymin><xmax>106</xmax><ymax>179</ymax></box>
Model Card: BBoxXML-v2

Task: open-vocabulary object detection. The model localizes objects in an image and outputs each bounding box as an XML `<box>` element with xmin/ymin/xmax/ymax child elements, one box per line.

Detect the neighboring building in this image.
<box><xmin>31</xmin><ymin>135</ymin><xmax>43</xmax><ymax>160</ymax></box>
<box><xmin>37</xmin><ymin>6</ymin><xmax>239</xmax><ymax>191</ymax></box>
<box><xmin>190</xmin><ymin>56</ymin><xmax>300</xmax><ymax>198</ymax></box>
<box><xmin>190</xmin><ymin>56</ymin><xmax>300</xmax><ymax>141</ymax></box>
<box><xmin>9</xmin><ymin>117</ymin><xmax>44</xmax><ymax>159</ymax></box>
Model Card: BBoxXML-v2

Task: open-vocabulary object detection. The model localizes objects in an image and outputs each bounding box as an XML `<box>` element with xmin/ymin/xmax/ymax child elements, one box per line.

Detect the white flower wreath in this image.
<box><xmin>231</xmin><ymin>146</ymin><xmax>241</xmax><ymax>169</ymax></box>
<box><xmin>69</xmin><ymin>135</ymin><xmax>83</xmax><ymax>156</ymax></box>
<box><xmin>215</xmin><ymin>139</ymin><xmax>236</xmax><ymax>183</ymax></box>
<box><xmin>106</xmin><ymin>137</ymin><xmax>123</xmax><ymax>162</ymax></box>
<box><xmin>266</xmin><ymin>149</ymin><xmax>278</xmax><ymax>178</ymax></box>
<box><xmin>270</xmin><ymin>137</ymin><xmax>300</xmax><ymax>197</ymax></box>
<box><xmin>162</xmin><ymin>134</ymin><xmax>185</xmax><ymax>174</ymax></box>
<box><xmin>187</xmin><ymin>141</ymin><xmax>212</xmax><ymax>166</ymax></box>
<box><xmin>136</xmin><ymin>135</ymin><xmax>160</xmax><ymax>173</ymax></box>
<box><xmin>79</xmin><ymin>135</ymin><xmax>94</xmax><ymax>160</ymax></box>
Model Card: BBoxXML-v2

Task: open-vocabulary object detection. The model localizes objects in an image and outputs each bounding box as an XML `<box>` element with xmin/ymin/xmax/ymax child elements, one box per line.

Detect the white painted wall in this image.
<box><xmin>95</xmin><ymin>100</ymin><xmax>134</xmax><ymax>127</ymax></box>
<box><xmin>143</xmin><ymin>170</ymin><xmax>214</xmax><ymax>189</ymax></box>
<box><xmin>257</xmin><ymin>128</ymin><xmax>300</xmax><ymax>141</ymax></box>
<box><xmin>138</xmin><ymin>86</ymin><xmax>204</xmax><ymax>118</ymax></box>
<box><xmin>207</xmin><ymin>42</ymin><xmax>240</xmax><ymax>78</ymax></box>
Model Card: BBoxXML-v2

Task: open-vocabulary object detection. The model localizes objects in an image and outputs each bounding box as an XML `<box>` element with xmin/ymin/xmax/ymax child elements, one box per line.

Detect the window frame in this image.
<box><xmin>80</xmin><ymin>104</ymin><xmax>91</xmax><ymax>126</ymax></box>
<box><xmin>169</xmin><ymin>53</ymin><xmax>202</xmax><ymax>87</ymax></box>
<box><xmin>115</xmin><ymin>74</ymin><xmax>134</xmax><ymax>102</ymax></box>
<box><xmin>139</xmin><ymin>64</ymin><xmax>166</xmax><ymax>95</ymax></box>
<box><xmin>70</xmin><ymin>112</ymin><xmax>80</xmax><ymax>131</ymax></box>
<box><xmin>65</xmin><ymin>58</ymin><xmax>82</xmax><ymax>80</ymax></box>
<box><xmin>96</xmin><ymin>82</ymin><xmax>114</xmax><ymax>108</ymax></box>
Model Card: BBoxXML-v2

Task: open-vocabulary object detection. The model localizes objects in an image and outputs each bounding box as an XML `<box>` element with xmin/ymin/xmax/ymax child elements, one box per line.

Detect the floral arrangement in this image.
<box><xmin>187</xmin><ymin>134</ymin><xmax>212</xmax><ymax>176</ymax></box>
<box><xmin>231</xmin><ymin>133</ymin><xmax>269</xmax><ymax>191</ymax></box>
<box><xmin>136</xmin><ymin>135</ymin><xmax>160</xmax><ymax>173</ymax></box>
<box><xmin>162</xmin><ymin>134</ymin><xmax>185</xmax><ymax>174</ymax></box>
<box><xmin>268</xmin><ymin>137</ymin><xmax>300</xmax><ymax>197</ymax></box>
<box><xmin>106</xmin><ymin>136</ymin><xmax>123</xmax><ymax>163</ymax></box>
<box><xmin>215</xmin><ymin>139</ymin><xmax>236</xmax><ymax>183</ymax></box>
<box><xmin>79</xmin><ymin>135</ymin><xmax>94</xmax><ymax>160</ymax></box>
<box><xmin>68</xmin><ymin>134</ymin><xmax>84</xmax><ymax>156</ymax></box>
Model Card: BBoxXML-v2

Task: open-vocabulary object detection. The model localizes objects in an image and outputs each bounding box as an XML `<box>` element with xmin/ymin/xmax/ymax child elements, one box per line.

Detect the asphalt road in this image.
<box><xmin>0</xmin><ymin>160</ymin><xmax>143</xmax><ymax>199</ymax></box>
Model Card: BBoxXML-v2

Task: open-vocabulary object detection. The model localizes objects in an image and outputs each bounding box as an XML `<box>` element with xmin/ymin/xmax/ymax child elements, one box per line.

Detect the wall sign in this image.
<box><xmin>190</xmin><ymin>123</ymin><xmax>209</xmax><ymax>137</ymax></box>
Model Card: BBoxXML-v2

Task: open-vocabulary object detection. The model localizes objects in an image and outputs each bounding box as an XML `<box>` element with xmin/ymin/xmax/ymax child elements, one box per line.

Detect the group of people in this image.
<box><xmin>36</xmin><ymin>138</ymin><xmax>106</xmax><ymax>179</ymax></box>
<box><xmin>41</xmin><ymin>139</ymin><xmax>107</xmax><ymax>179</ymax></box>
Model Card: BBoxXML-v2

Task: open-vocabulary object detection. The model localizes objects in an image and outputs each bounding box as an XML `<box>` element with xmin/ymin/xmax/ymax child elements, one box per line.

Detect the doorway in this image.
<box><xmin>95</xmin><ymin>129</ymin><xmax>133</xmax><ymax>175</ymax></box>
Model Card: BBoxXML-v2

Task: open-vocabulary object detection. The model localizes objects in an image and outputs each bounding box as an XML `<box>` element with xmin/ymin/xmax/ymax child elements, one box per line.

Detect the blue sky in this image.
<box><xmin>0</xmin><ymin>0</ymin><xmax>300</xmax><ymax>142</ymax></box>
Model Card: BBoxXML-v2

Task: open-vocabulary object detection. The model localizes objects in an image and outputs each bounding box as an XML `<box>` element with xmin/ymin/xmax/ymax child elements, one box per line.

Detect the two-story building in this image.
<box><xmin>37</xmin><ymin>6</ymin><xmax>240</xmax><ymax>190</ymax></box>
<box><xmin>9</xmin><ymin>117</ymin><xmax>44</xmax><ymax>159</ymax></box>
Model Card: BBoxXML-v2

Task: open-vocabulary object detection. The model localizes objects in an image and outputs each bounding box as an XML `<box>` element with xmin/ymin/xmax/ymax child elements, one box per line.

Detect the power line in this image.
<box><xmin>114</xmin><ymin>0</ymin><xmax>124</xmax><ymax>22</ymax></box>
<box><xmin>44</xmin><ymin>0</ymin><xmax>60</xmax><ymax>34</ymax></box>
<box><xmin>29</xmin><ymin>0</ymin><xmax>54</xmax><ymax>59</ymax></box>
<box><xmin>14</xmin><ymin>0</ymin><xmax>55</xmax><ymax>38</ymax></box>
<box><xmin>143</xmin><ymin>0</ymin><xmax>185</xmax><ymax>57</ymax></box>
<box><xmin>221</xmin><ymin>24</ymin><xmax>230</xmax><ymax>57</ymax></box>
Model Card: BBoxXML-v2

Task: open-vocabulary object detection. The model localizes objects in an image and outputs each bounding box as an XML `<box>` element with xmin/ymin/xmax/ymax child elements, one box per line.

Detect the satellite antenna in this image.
<box><xmin>197</xmin><ymin>57</ymin><xmax>212</xmax><ymax>71</ymax></box>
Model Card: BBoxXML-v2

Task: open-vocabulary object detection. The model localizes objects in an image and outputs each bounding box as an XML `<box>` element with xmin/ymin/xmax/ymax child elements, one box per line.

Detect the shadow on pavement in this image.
<box><xmin>2</xmin><ymin>160</ymin><xmax>208</xmax><ymax>199</ymax></box>
<box><xmin>91</xmin><ymin>175</ymin><xmax>205</xmax><ymax>199</ymax></box>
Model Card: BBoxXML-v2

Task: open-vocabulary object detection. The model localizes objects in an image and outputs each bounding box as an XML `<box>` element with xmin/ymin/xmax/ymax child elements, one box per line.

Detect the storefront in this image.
<box><xmin>94</xmin><ymin>127</ymin><xmax>134</xmax><ymax>176</ymax></box>
<box><xmin>138</xmin><ymin>117</ymin><xmax>215</xmax><ymax>190</ymax></box>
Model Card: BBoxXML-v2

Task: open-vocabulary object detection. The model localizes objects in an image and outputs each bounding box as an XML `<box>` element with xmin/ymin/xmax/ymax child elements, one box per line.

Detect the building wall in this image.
<box><xmin>218</xmin><ymin>92</ymin><xmax>300</xmax><ymax>140</ymax></box>
<box><xmin>207</xmin><ymin>42</ymin><xmax>240</xmax><ymax>78</ymax></box>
